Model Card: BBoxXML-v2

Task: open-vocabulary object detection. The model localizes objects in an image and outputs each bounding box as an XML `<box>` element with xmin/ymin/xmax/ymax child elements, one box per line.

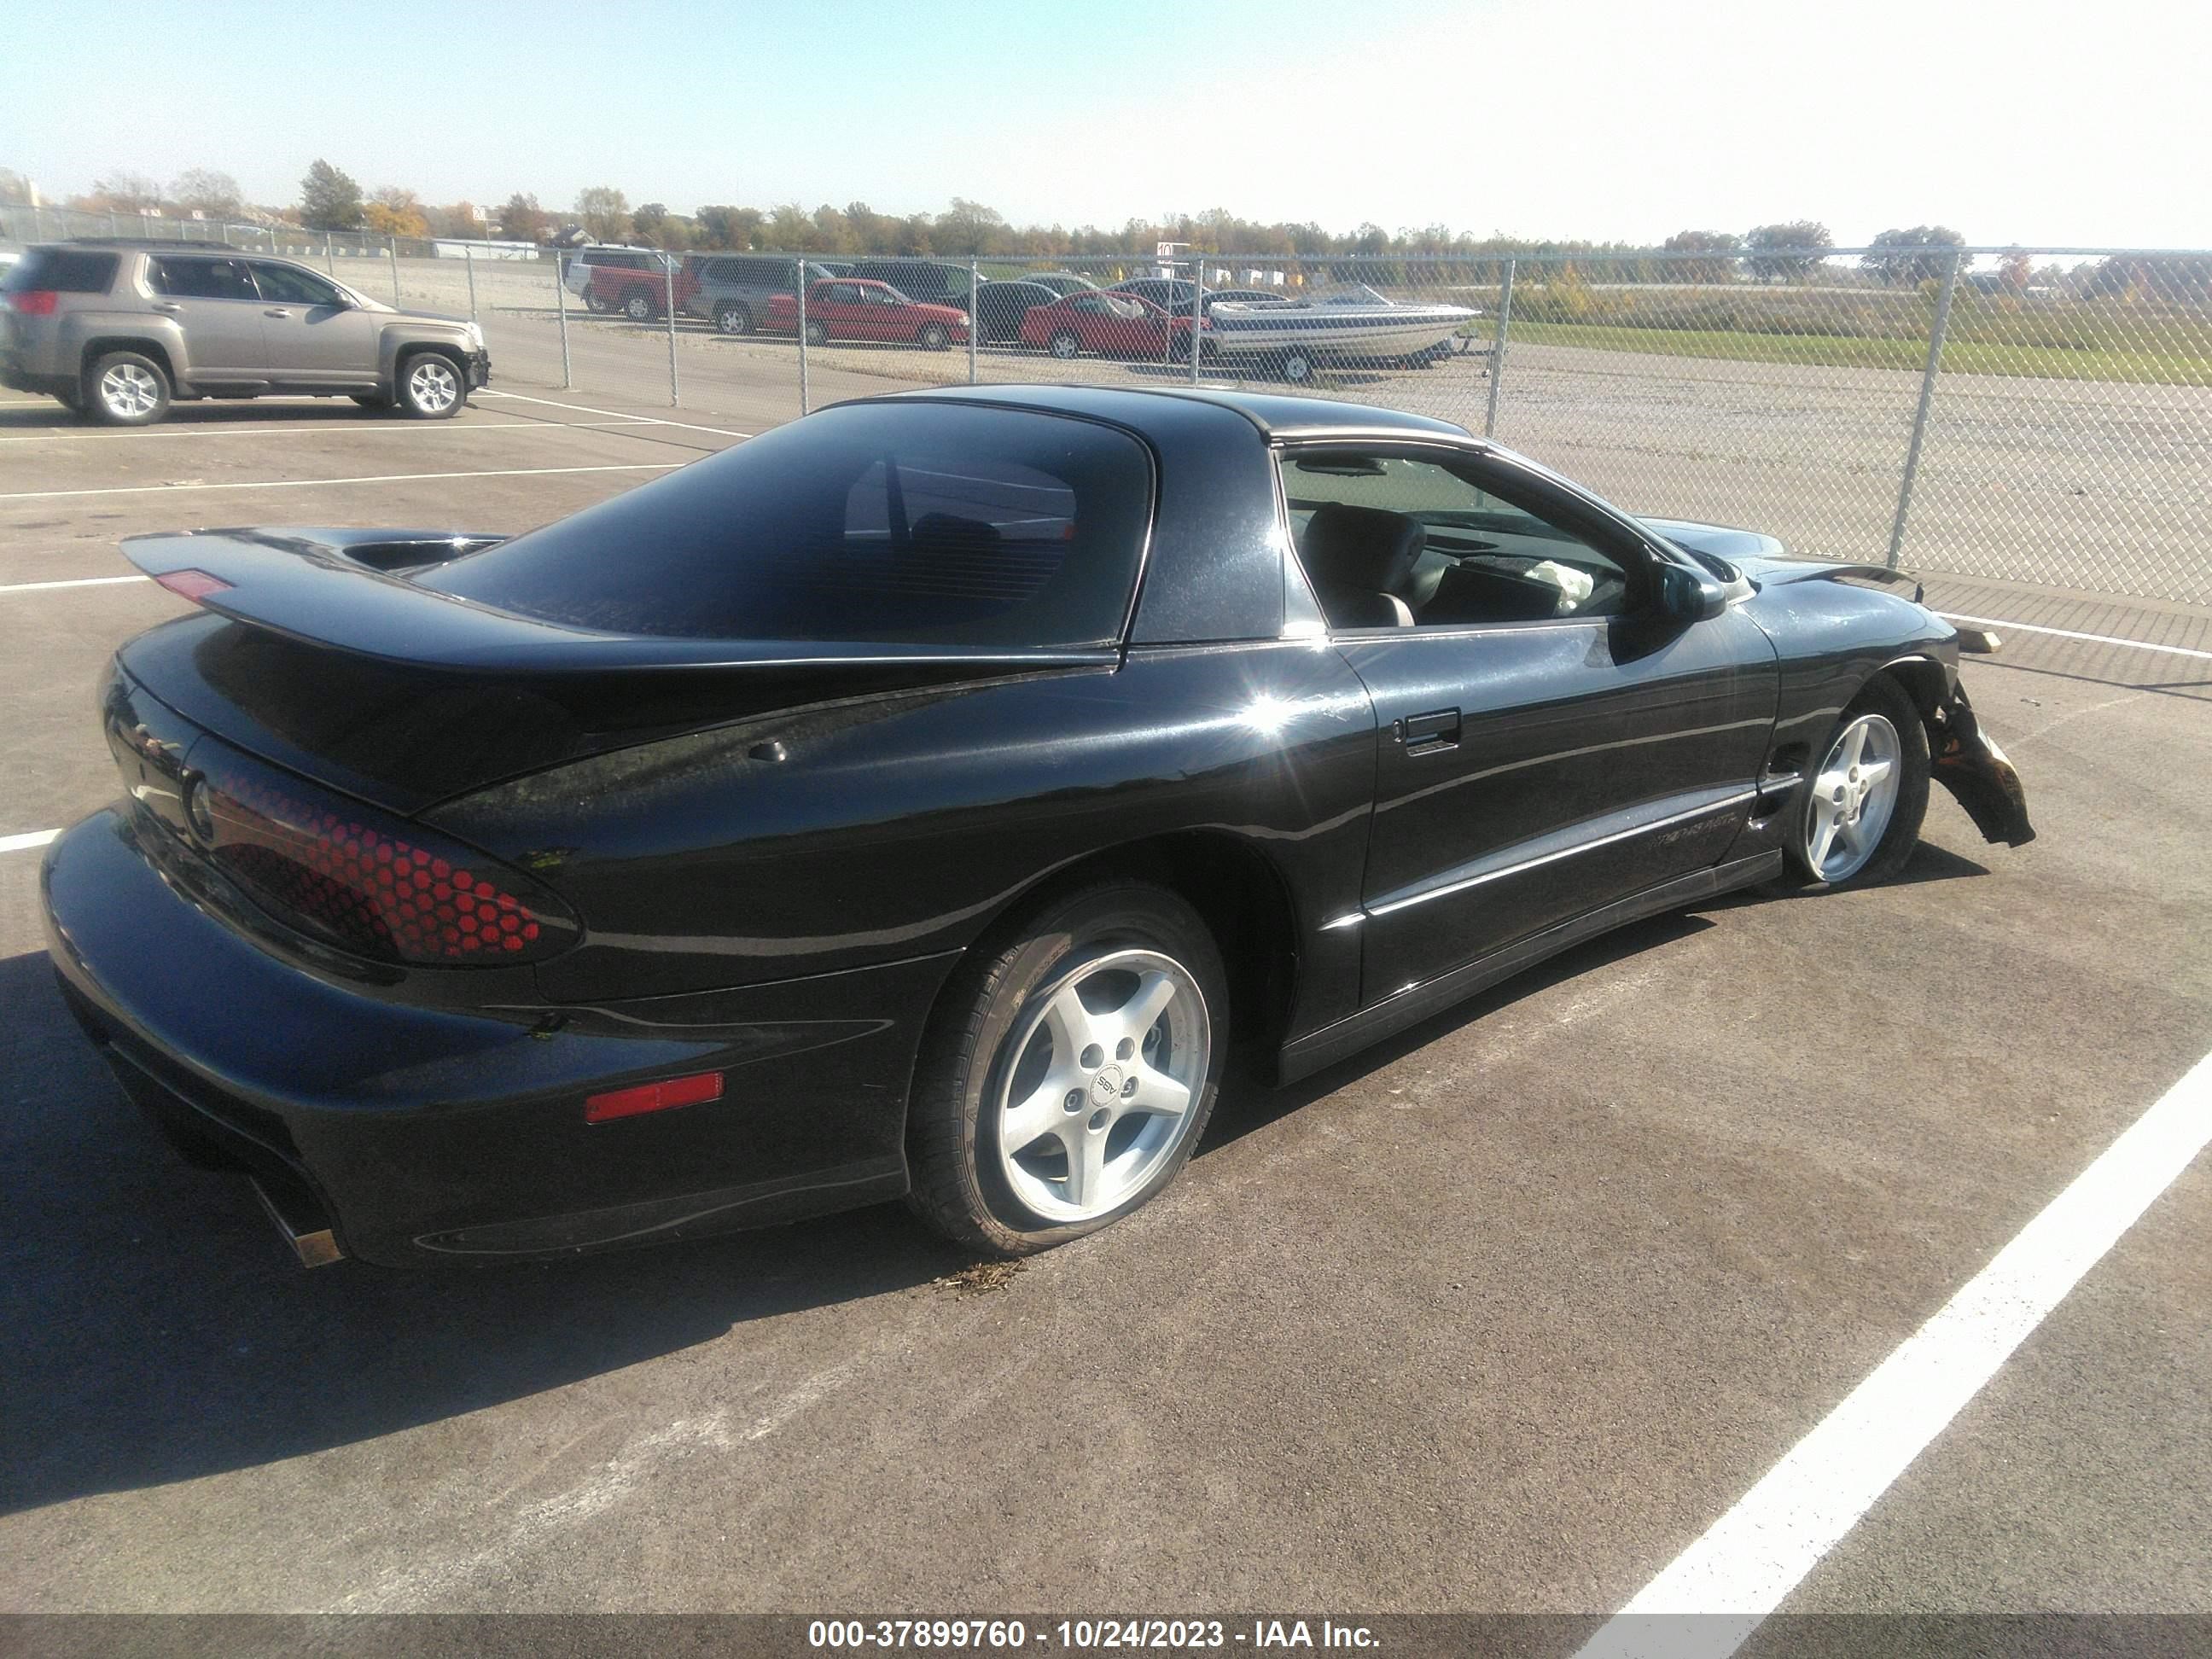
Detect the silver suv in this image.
<box><xmin>0</xmin><ymin>242</ymin><xmax>490</xmax><ymax>426</ymax></box>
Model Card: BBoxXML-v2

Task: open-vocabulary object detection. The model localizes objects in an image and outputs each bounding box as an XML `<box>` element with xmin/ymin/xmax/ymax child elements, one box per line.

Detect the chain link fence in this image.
<box><xmin>5</xmin><ymin>207</ymin><xmax>2209</xmax><ymax>605</ymax></box>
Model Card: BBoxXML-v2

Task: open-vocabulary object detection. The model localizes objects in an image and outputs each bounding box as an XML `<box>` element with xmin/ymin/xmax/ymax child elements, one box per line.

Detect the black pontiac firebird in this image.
<box><xmin>44</xmin><ymin>385</ymin><xmax>2033</xmax><ymax>1268</ymax></box>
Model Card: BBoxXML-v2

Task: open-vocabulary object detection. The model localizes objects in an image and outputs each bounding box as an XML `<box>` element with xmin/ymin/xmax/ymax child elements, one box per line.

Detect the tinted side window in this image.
<box><xmin>425</xmin><ymin>403</ymin><xmax>1155</xmax><ymax>647</ymax></box>
<box><xmin>150</xmin><ymin>257</ymin><xmax>256</xmax><ymax>300</ymax></box>
<box><xmin>250</xmin><ymin>262</ymin><xmax>344</xmax><ymax>306</ymax></box>
<box><xmin>1</xmin><ymin>250</ymin><xmax>119</xmax><ymax>294</ymax></box>
<box><xmin>1283</xmin><ymin>451</ymin><xmax>1643</xmax><ymax>628</ymax></box>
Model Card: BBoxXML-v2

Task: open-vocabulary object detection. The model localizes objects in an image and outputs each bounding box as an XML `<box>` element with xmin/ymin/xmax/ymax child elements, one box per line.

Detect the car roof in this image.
<box><xmin>870</xmin><ymin>382</ymin><xmax>1471</xmax><ymax>442</ymax></box>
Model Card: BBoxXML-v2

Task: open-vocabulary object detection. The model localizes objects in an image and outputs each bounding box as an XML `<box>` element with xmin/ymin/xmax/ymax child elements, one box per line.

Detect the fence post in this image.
<box><xmin>1887</xmin><ymin>251</ymin><xmax>1961</xmax><ymax>569</ymax></box>
<box><xmin>30</xmin><ymin>206</ymin><xmax>41</xmax><ymax>242</ymax></box>
<box><xmin>110</xmin><ymin>211</ymin><xmax>120</xmax><ymax>237</ymax></box>
<box><xmin>1190</xmin><ymin>255</ymin><xmax>1204</xmax><ymax>386</ymax></box>
<box><xmin>1484</xmin><ymin>258</ymin><xmax>1515</xmax><ymax>438</ymax></box>
<box><xmin>324</xmin><ymin>233</ymin><xmax>335</xmax><ymax>275</ymax></box>
<box><xmin>463</xmin><ymin>243</ymin><xmax>477</xmax><ymax>321</ymax></box>
<box><xmin>387</xmin><ymin>236</ymin><xmax>401</xmax><ymax>304</ymax></box>
<box><xmin>797</xmin><ymin>260</ymin><xmax>810</xmax><ymax>416</ymax></box>
<box><xmin>968</xmin><ymin>259</ymin><xmax>979</xmax><ymax>386</ymax></box>
<box><xmin>665</xmin><ymin>256</ymin><xmax>680</xmax><ymax>405</ymax></box>
<box><xmin>553</xmin><ymin>253</ymin><xmax>572</xmax><ymax>388</ymax></box>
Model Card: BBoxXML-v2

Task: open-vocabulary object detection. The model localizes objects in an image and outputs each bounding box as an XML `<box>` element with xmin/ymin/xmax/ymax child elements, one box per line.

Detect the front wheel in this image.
<box><xmin>1789</xmin><ymin>674</ymin><xmax>1930</xmax><ymax>888</ymax></box>
<box><xmin>1048</xmin><ymin>330</ymin><xmax>1082</xmax><ymax>360</ymax></box>
<box><xmin>917</xmin><ymin>322</ymin><xmax>950</xmax><ymax>351</ymax></box>
<box><xmin>905</xmin><ymin>881</ymin><xmax>1228</xmax><ymax>1256</ymax></box>
<box><xmin>395</xmin><ymin>351</ymin><xmax>465</xmax><ymax>419</ymax></box>
<box><xmin>802</xmin><ymin>318</ymin><xmax>829</xmax><ymax>346</ymax></box>
<box><xmin>84</xmin><ymin>351</ymin><xmax>172</xmax><ymax>426</ymax></box>
<box><xmin>713</xmin><ymin>302</ymin><xmax>752</xmax><ymax>335</ymax></box>
<box><xmin>621</xmin><ymin>289</ymin><xmax>656</xmax><ymax>322</ymax></box>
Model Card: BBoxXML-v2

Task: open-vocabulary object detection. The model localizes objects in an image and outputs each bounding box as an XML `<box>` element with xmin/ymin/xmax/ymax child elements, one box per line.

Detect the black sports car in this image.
<box><xmin>44</xmin><ymin>386</ymin><xmax>2033</xmax><ymax>1268</ymax></box>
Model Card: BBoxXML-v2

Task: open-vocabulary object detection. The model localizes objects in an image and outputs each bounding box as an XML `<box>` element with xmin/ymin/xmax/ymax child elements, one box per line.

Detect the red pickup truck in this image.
<box><xmin>763</xmin><ymin>279</ymin><xmax>969</xmax><ymax>349</ymax></box>
<box><xmin>569</xmin><ymin>248</ymin><xmax>700</xmax><ymax>321</ymax></box>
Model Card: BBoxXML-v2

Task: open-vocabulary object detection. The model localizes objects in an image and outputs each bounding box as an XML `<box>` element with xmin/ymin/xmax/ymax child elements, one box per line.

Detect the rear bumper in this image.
<box><xmin>42</xmin><ymin>809</ymin><xmax>928</xmax><ymax>1267</ymax></box>
<box><xmin>0</xmin><ymin>357</ymin><xmax>75</xmax><ymax>398</ymax></box>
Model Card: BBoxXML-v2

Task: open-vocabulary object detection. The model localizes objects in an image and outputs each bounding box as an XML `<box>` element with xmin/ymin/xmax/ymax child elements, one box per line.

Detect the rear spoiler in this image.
<box><xmin>122</xmin><ymin>528</ymin><xmax>1117</xmax><ymax>675</ymax></box>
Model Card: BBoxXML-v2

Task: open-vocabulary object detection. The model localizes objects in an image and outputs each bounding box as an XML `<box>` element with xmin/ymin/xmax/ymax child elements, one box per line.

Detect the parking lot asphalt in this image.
<box><xmin>0</xmin><ymin>386</ymin><xmax>2205</xmax><ymax>1629</ymax></box>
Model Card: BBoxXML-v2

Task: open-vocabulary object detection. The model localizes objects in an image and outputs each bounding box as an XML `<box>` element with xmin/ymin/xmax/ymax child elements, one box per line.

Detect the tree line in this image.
<box><xmin>7</xmin><ymin>161</ymin><xmax>2204</xmax><ymax>301</ymax></box>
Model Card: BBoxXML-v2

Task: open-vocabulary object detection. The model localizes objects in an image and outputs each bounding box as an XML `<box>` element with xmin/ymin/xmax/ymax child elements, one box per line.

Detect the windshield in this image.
<box><xmin>425</xmin><ymin>403</ymin><xmax>1155</xmax><ymax>647</ymax></box>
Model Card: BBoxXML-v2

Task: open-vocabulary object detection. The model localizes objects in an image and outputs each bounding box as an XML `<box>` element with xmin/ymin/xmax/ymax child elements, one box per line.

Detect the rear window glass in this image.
<box><xmin>3</xmin><ymin>250</ymin><xmax>119</xmax><ymax>294</ymax></box>
<box><xmin>149</xmin><ymin>257</ymin><xmax>256</xmax><ymax>300</ymax></box>
<box><xmin>426</xmin><ymin>403</ymin><xmax>1154</xmax><ymax>646</ymax></box>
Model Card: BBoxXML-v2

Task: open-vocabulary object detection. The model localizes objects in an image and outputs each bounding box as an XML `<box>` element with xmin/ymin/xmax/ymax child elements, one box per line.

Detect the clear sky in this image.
<box><xmin>3</xmin><ymin>0</ymin><xmax>2206</xmax><ymax>248</ymax></box>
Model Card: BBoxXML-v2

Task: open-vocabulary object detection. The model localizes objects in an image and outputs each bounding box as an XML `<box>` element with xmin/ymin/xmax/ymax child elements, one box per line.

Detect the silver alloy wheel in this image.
<box><xmin>99</xmin><ymin>362</ymin><xmax>161</xmax><ymax>419</ymax></box>
<box><xmin>1804</xmin><ymin>713</ymin><xmax>1902</xmax><ymax>882</ymax></box>
<box><xmin>406</xmin><ymin>357</ymin><xmax>460</xmax><ymax>414</ymax></box>
<box><xmin>1050</xmin><ymin>331</ymin><xmax>1080</xmax><ymax>359</ymax></box>
<box><xmin>1283</xmin><ymin>348</ymin><xmax>1315</xmax><ymax>383</ymax></box>
<box><xmin>993</xmin><ymin>948</ymin><xmax>1210</xmax><ymax>1224</ymax></box>
<box><xmin>716</xmin><ymin>305</ymin><xmax>748</xmax><ymax>335</ymax></box>
<box><xmin>624</xmin><ymin>293</ymin><xmax>654</xmax><ymax>321</ymax></box>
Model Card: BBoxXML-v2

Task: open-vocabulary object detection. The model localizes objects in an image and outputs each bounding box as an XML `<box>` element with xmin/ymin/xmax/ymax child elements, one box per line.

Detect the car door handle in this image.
<box><xmin>264</xmin><ymin>308</ymin><xmax>292</xmax><ymax>317</ymax></box>
<box><xmin>153</xmin><ymin>303</ymin><xmax>182</xmax><ymax>314</ymax></box>
<box><xmin>1394</xmin><ymin>708</ymin><xmax>1462</xmax><ymax>754</ymax></box>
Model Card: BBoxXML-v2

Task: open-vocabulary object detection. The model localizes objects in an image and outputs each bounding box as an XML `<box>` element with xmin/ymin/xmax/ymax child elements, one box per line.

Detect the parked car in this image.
<box><xmin>971</xmin><ymin>279</ymin><xmax>1062</xmax><ymax>344</ymax></box>
<box><xmin>764</xmin><ymin>278</ymin><xmax>969</xmax><ymax>348</ymax></box>
<box><xmin>684</xmin><ymin>255</ymin><xmax>838</xmax><ymax>335</ymax></box>
<box><xmin>1022</xmin><ymin>271</ymin><xmax>1103</xmax><ymax>296</ymax></box>
<box><xmin>0</xmin><ymin>242</ymin><xmax>489</xmax><ymax>425</ymax></box>
<box><xmin>44</xmin><ymin>386</ymin><xmax>2033</xmax><ymax>1268</ymax></box>
<box><xmin>849</xmin><ymin>259</ymin><xmax>977</xmax><ymax>311</ymax></box>
<box><xmin>567</xmin><ymin>247</ymin><xmax>696</xmax><ymax>320</ymax></box>
<box><xmin>1109</xmin><ymin>277</ymin><xmax>1285</xmax><ymax>313</ymax></box>
<box><xmin>1018</xmin><ymin>289</ymin><xmax>1204</xmax><ymax>359</ymax></box>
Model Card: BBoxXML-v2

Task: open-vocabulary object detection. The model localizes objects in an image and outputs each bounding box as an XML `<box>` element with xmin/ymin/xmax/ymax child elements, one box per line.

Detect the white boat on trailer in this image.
<box><xmin>1201</xmin><ymin>284</ymin><xmax>1481</xmax><ymax>379</ymax></box>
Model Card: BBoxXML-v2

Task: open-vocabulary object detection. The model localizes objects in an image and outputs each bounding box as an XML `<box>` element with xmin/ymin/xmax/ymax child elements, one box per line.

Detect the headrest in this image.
<box><xmin>1301</xmin><ymin>504</ymin><xmax>1425</xmax><ymax>595</ymax></box>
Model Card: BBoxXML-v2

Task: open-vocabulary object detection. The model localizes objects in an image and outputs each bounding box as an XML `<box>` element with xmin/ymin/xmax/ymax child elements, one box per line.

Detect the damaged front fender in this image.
<box><xmin>1929</xmin><ymin>682</ymin><xmax>2035</xmax><ymax>847</ymax></box>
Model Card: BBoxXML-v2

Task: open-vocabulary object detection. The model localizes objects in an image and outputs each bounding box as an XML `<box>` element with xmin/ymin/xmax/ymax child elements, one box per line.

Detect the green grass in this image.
<box><xmin>1497</xmin><ymin>318</ymin><xmax>2212</xmax><ymax>387</ymax></box>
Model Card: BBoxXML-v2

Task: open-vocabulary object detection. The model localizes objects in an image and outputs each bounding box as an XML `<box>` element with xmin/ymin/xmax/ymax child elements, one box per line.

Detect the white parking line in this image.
<box><xmin>1575</xmin><ymin>1046</ymin><xmax>2212</xmax><ymax>1659</ymax></box>
<box><xmin>0</xmin><ymin>574</ymin><xmax>152</xmax><ymax>595</ymax></box>
<box><xmin>0</xmin><ymin>419</ymin><xmax>662</xmax><ymax>445</ymax></box>
<box><xmin>479</xmin><ymin>389</ymin><xmax>752</xmax><ymax>439</ymax></box>
<box><xmin>1940</xmin><ymin>613</ymin><xmax>2212</xmax><ymax>663</ymax></box>
<box><xmin>0</xmin><ymin>463</ymin><xmax>681</xmax><ymax>502</ymax></box>
<box><xmin>0</xmin><ymin>829</ymin><xmax>61</xmax><ymax>855</ymax></box>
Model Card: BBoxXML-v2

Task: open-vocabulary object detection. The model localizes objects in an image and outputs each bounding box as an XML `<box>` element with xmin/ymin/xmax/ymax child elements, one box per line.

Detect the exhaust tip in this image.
<box><xmin>251</xmin><ymin>1177</ymin><xmax>345</xmax><ymax>1268</ymax></box>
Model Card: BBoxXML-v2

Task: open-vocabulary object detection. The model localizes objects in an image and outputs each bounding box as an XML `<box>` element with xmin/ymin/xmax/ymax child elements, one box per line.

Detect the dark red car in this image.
<box><xmin>1018</xmin><ymin>291</ymin><xmax>1207</xmax><ymax>361</ymax></box>
<box><xmin>763</xmin><ymin>279</ymin><xmax>969</xmax><ymax>349</ymax></box>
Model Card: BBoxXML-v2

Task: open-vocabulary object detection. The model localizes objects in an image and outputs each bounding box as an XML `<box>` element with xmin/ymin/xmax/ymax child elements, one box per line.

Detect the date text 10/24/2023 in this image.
<box><xmin>806</xmin><ymin>1620</ymin><xmax>1381</xmax><ymax>1650</ymax></box>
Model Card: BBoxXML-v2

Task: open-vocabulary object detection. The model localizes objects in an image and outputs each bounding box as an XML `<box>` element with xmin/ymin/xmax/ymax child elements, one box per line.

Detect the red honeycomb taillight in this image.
<box><xmin>190</xmin><ymin>751</ymin><xmax>578</xmax><ymax>966</ymax></box>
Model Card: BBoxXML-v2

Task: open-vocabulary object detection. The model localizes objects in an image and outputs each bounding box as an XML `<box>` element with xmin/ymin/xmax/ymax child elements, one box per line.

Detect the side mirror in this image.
<box><xmin>1657</xmin><ymin>562</ymin><xmax>1728</xmax><ymax>622</ymax></box>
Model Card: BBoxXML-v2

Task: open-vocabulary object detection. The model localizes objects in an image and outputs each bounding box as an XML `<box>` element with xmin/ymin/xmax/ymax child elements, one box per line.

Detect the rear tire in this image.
<box><xmin>905</xmin><ymin>880</ymin><xmax>1228</xmax><ymax>1257</ymax></box>
<box><xmin>1049</xmin><ymin>330</ymin><xmax>1082</xmax><ymax>360</ymax></box>
<box><xmin>84</xmin><ymin>351</ymin><xmax>171</xmax><ymax>426</ymax></box>
<box><xmin>395</xmin><ymin>351</ymin><xmax>465</xmax><ymax>419</ymax></box>
<box><xmin>584</xmin><ymin>289</ymin><xmax>612</xmax><ymax>314</ymax></box>
<box><xmin>1787</xmin><ymin>673</ymin><xmax>1930</xmax><ymax>889</ymax></box>
<box><xmin>803</xmin><ymin>318</ymin><xmax>830</xmax><ymax>346</ymax></box>
<box><xmin>918</xmin><ymin>322</ymin><xmax>950</xmax><ymax>351</ymax></box>
<box><xmin>713</xmin><ymin>302</ymin><xmax>752</xmax><ymax>335</ymax></box>
<box><xmin>621</xmin><ymin>289</ymin><xmax>656</xmax><ymax>322</ymax></box>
